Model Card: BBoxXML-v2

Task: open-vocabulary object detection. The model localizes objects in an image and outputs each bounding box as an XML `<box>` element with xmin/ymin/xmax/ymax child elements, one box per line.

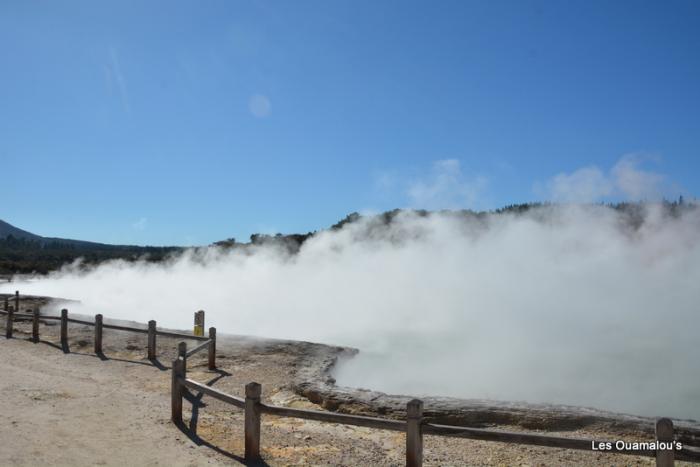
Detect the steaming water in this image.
<box><xmin>3</xmin><ymin>205</ymin><xmax>700</xmax><ymax>420</ymax></box>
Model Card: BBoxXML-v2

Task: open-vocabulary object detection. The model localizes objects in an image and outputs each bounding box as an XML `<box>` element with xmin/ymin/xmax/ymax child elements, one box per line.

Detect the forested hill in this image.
<box><xmin>217</xmin><ymin>198</ymin><xmax>695</xmax><ymax>251</ymax></box>
<box><xmin>1</xmin><ymin>199</ymin><xmax>694</xmax><ymax>275</ymax></box>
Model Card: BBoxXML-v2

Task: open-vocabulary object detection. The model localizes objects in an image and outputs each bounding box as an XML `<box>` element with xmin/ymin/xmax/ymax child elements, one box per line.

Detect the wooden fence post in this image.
<box><xmin>178</xmin><ymin>342</ymin><xmax>187</xmax><ymax>377</ymax></box>
<box><xmin>171</xmin><ymin>356</ymin><xmax>185</xmax><ymax>423</ymax></box>
<box><xmin>406</xmin><ymin>399</ymin><xmax>424</xmax><ymax>467</ymax></box>
<box><xmin>5</xmin><ymin>305</ymin><xmax>13</xmax><ymax>339</ymax></box>
<box><xmin>147</xmin><ymin>320</ymin><xmax>157</xmax><ymax>360</ymax></box>
<box><xmin>60</xmin><ymin>309</ymin><xmax>68</xmax><ymax>349</ymax></box>
<box><xmin>656</xmin><ymin>417</ymin><xmax>674</xmax><ymax>467</ymax></box>
<box><xmin>245</xmin><ymin>382</ymin><xmax>262</xmax><ymax>462</ymax></box>
<box><xmin>208</xmin><ymin>327</ymin><xmax>216</xmax><ymax>370</ymax></box>
<box><xmin>14</xmin><ymin>290</ymin><xmax>19</xmax><ymax>312</ymax></box>
<box><xmin>94</xmin><ymin>314</ymin><xmax>103</xmax><ymax>354</ymax></box>
<box><xmin>31</xmin><ymin>309</ymin><xmax>39</xmax><ymax>342</ymax></box>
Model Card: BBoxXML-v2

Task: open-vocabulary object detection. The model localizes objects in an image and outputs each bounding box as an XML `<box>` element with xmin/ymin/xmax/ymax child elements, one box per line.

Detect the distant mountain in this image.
<box><xmin>0</xmin><ymin>219</ymin><xmax>181</xmax><ymax>274</ymax></box>
<box><xmin>0</xmin><ymin>219</ymin><xmax>107</xmax><ymax>247</ymax></box>
<box><xmin>0</xmin><ymin>219</ymin><xmax>44</xmax><ymax>242</ymax></box>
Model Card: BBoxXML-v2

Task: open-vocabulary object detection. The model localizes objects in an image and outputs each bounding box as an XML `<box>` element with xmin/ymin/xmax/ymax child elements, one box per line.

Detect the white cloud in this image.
<box><xmin>542</xmin><ymin>155</ymin><xmax>670</xmax><ymax>203</ymax></box>
<box><xmin>373</xmin><ymin>171</ymin><xmax>397</xmax><ymax>193</ymax></box>
<box><xmin>108</xmin><ymin>47</ymin><xmax>131</xmax><ymax>113</ymax></box>
<box><xmin>132</xmin><ymin>217</ymin><xmax>148</xmax><ymax>231</ymax></box>
<box><xmin>407</xmin><ymin>159</ymin><xmax>488</xmax><ymax>209</ymax></box>
<box><xmin>547</xmin><ymin>166</ymin><xmax>614</xmax><ymax>203</ymax></box>
<box><xmin>249</xmin><ymin>94</ymin><xmax>271</xmax><ymax>118</ymax></box>
<box><xmin>611</xmin><ymin>155</ymin><xmax>665</xmax><ymax>200</ymax></box>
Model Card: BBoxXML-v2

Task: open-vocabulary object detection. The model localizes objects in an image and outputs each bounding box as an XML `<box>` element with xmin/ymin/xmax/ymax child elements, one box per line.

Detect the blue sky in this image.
<box><xmin>1</xmin><ymin>0</ymin><xmax>699</xmax><ymax>245</ymax></box>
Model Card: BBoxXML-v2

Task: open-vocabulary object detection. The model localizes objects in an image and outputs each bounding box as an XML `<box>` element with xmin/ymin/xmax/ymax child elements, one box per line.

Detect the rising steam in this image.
<box><xmin>3</xmin><ymin>203</ymin><xmax>699</xmax><ymax>420</ymax></box>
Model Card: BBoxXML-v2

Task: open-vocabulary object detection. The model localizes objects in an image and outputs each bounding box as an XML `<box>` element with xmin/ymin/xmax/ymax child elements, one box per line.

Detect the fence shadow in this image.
<box><xmin>38</xmin><ymin>339</ymin><xmax>63</xmax><ymax>352</ymax></box>
<box><xmin>148</xmin><ymin>357</ymin><xmax>167</xmax><ymax>371</ymax></box>
<box><xmin>31</xmin><ymin>338</ymin><xmax>170</xmax><ymax>370</ymax></box>
<box><xmin>204</xmin><ymin>369</ymin><xmax>232</xmax><ymax>384</ymax></box>
<box><xmin>80</xmin><ymin>351</ymin><xmax>170</xmax><ymax>370</ymax></box>
<box><xmin>183</xmin><ymin>370</ymin><xmax>231</xmax><ymax>411</ymax></box>
<box><xmin>174</xmin><ymin>419</ymin><xmax>264</xmax><ymax>465</ymax></box>
<box><xmin>176</xmin><ymin>369</ymin><xmax>255</xmax><ymax>464</ymax></box>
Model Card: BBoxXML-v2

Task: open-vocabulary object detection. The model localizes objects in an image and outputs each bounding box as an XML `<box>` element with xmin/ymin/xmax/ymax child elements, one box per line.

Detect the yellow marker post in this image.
<box><xmin>194</xmin><ymin>310</ymin><xmax>205</xmax><ymax>337</ymax></box>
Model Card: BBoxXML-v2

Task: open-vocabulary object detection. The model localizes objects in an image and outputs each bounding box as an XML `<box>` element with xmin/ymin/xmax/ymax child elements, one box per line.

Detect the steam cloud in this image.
<box><xmin>3</xmin><ymin>204</ymin><xmax>699</xmax><ymax>420</ymax></box>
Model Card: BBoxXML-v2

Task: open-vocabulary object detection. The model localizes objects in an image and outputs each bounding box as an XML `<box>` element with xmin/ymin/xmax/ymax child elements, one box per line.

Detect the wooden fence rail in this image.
<box><xmin>185</xmin><ymin>339</ymin><xmax>213</xmax><ymax>358</ymax></box>
<box><xmin>171</xmin><ymin>352</ymin><xmax>700</xmax><ymax>467</ymax></box>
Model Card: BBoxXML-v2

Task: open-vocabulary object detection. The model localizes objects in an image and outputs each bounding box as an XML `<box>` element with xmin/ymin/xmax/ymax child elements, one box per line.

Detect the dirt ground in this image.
<box><xmin>0</xmin><ymin>310</ymin><xmax>689</xmax><ymax>466</ymax></box>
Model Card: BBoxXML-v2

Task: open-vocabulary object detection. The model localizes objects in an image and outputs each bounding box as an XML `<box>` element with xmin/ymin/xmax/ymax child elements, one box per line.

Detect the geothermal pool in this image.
<box><xmin>4</xmin><ymin>205</ymin><xmax>700</xmax><ymax>420</ymax></box>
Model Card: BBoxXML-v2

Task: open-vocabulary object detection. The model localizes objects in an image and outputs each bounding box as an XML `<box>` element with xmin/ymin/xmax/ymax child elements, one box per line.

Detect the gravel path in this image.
<box><xmin>0</xmin><ymin>337</ymin><xmax>226</xmax><ymax>466</ymax></box>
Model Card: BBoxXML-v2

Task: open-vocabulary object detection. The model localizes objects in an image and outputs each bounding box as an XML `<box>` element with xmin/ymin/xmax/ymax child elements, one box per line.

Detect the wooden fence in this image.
<box><xmin>3</xmin><ymin>291</ymin><xmax>700</xmax><ymax>465</ymax></box>
<box><xmin>1</xmin><ymin>291</ymin><xmax>216</xmax><ymax>368</ymax></box>
<box><xmin>172</xmin><ymin>353</ymin><xmax>700</xmax><ymax>465</ymax></box>
<box><xmin>172</xmin><ymin>351</ymin><xmax>700</xmax><ymax>466</ymax></box>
